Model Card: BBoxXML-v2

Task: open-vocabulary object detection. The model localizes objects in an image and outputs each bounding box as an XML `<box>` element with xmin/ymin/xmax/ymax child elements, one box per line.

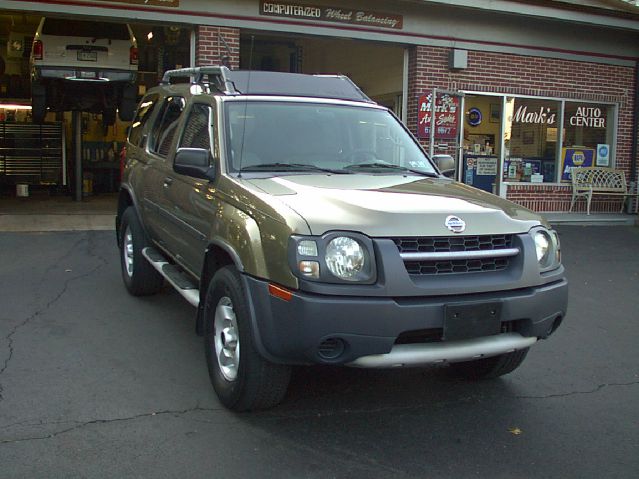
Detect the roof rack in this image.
<box><xmin>161</xmin><ymin>66</ymin><xmax>237</xmax><ymax>95</ymax></box>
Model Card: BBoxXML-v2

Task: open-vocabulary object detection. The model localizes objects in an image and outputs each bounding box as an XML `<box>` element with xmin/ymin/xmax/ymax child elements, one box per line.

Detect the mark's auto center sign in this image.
<box><xmin>260</xmin><ymin>1</ymin><xmax>403</xmax><ymax>29</ymax></box>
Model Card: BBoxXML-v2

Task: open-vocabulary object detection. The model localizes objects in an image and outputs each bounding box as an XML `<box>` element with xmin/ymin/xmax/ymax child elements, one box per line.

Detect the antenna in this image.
<box><xmin>237</xmin><ymin>35</ymin><xmax>254</xmax><ymax>178</ymax></box>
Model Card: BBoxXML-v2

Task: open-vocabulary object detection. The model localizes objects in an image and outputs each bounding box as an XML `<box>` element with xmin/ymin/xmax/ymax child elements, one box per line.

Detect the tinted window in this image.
<box><xmin>179</xmin><ymin>104</ymin><xmax>212</xmax><ymax>152</ymax></box>
<box><xmin>150</xmin><ymin>97</ymin><xmax>186</xmax><ymax>158</ymax></box>
<box><xmin>42</xmin><ymin>19</ymin><xmax>130</xmax><ymax>40</ymax></box>
<box><xmin>128</xmin><ymin>94</ymin><xmax>158</xmax><ymax>147</ymax></box>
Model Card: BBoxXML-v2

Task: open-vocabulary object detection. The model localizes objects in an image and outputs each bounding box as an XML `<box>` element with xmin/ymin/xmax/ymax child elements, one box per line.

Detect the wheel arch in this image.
<box><xmin>195</xmin><ymin>240</ymin><xmax>243</xmax><ymax>335</ymax></box>
<box><xmin>116</xmin><ymin>186</ymin><xmax>145</xmax><ymax>247</ymax></box>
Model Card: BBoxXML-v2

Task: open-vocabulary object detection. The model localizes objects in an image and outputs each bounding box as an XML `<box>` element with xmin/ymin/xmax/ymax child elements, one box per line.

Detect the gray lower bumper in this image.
<box><xmin>244</xmin><ymin>275</ymin><xmax>568</xmax><ymax>366</ymax></box>
<box><xmin>347</xmin><ymin>333</ymin><xmax>537</xmax><ymax>368</ymax></box>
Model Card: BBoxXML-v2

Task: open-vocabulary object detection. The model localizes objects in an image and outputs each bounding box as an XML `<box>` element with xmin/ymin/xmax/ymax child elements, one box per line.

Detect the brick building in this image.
<box><xmin>2</xmin><ymin>0</ymin><xmax>639</xmax><ymax>213</ymax></box>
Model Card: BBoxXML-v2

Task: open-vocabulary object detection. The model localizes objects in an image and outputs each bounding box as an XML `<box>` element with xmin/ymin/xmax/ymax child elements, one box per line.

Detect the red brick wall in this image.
<box><xmin>505</xmin><ymin>184</ymin><xmax>627</xmax><ymax>213</ymax></box>
<box><xmin>195</xmin><ymin>26</ymin><xmax>240</xmax><ymax>70</ymax></box>
<box><xmin>408</xmin><ymin>46</ymin><xmax>637</xmax><ymax>212</ymax></box>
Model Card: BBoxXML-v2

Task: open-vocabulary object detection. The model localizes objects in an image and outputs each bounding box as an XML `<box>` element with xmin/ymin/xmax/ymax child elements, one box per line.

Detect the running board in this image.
<box><xmin>142</xmin><ymin>247</ymin><xmax>199</xmax><ymax>308</ymax></box>
<box><xmin>347</xmin><ymin>333</ymin><xmax>537</xmax><ymax>368</ymax></box>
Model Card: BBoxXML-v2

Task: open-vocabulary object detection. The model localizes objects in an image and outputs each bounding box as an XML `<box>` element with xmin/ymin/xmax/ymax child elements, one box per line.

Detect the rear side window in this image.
<box><xmin>128</xmin><ymin>94</ymin><xmax>158</xmax><ymax>147</ymax></box>
<box><xmin>179</xmin><ymin>103</ymin><xmax>213</xmax><ymax>153</ymax></box>
<box><xmin>42</xmin><ymin>19</ymin><xmax>130</xmax><ymax>40</ymax></box>
<box><xmin>150</xmin><ymin>96</ymin><xmax>186</xmax><ymax>158</ymax></box>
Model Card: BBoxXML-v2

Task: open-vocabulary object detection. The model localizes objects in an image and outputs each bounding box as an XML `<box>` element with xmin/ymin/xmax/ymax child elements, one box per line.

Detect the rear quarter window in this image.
<box><xmin>128</xmin><ymin>94</ymin><xmax>159</xmax><ymax>147</ymax></box>
<box><xmin>149</xmin><ymin>96</ymin><xmax>186</xmax><ymax>158</ymax></box>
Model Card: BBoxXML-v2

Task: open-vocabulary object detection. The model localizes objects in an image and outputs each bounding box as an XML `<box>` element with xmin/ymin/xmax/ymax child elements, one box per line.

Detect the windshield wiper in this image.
<box><xmin>239</xmin><ymin>163</ymin><xmax>352</xmax><ymax>174</ymax></box>
<box><xmin>344</xmin><ymin>162</ymin><xmax>439</xmax><ymax>177</ymax></box>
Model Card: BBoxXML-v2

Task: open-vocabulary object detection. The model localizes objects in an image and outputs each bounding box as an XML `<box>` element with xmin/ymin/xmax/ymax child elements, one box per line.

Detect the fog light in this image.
<box><xmin>299</xmin><ymin>260</ymin><xmax>320</xmax><ymax>278</ymax></box>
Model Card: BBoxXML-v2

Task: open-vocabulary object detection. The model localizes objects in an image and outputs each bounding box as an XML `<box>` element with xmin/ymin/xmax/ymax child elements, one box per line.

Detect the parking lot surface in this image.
<box><xmin>1</xmin><ymin>226</ymin><xmax>638</xmax><ymax>478</ymax></box>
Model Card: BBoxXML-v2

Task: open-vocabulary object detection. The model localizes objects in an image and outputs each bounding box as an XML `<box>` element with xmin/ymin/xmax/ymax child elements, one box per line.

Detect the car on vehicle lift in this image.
<box><xmin>30</xmin><ymin>17</ymin><xmax>138</xmax><ymax>126</ymax></box>
<box><xmin>116</xmin><ymin>66</ymin><xmax>568</xmax><ymax>411</ymax></box>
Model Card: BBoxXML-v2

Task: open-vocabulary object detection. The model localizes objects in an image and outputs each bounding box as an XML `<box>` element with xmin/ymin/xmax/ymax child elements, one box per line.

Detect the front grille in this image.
<box><xmin>391</xmin><ymin>235</ymin><xmax>515</xmax><ymax>275</ymax></box>
<box><xmin>404</xmin><ymin>257</ymin><xmax>509</xmax><ymax>275</ymax></box>
<box><xmin>393</xmin><ymin>235</ymin><xmax>513</xmax><ymax>254</ymax></box>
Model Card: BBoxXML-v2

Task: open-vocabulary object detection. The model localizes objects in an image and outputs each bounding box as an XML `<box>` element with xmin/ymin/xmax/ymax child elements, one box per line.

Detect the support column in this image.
<box><xmin>73</xmin><ymin>111</ymin><xmax>82</xmax><ymax>202</ymax></box>
<box><xmin>195</xmin><ymin>26</ymin><xmax>240</xmax><ymax>69</ymax></box>
<box><xmin>406</xmin><ymin>45</ymin><xmax>424</xmax><ymax>141</ymax></box>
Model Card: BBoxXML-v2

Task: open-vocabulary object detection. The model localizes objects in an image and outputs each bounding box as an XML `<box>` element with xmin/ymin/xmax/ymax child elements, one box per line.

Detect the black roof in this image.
<box><xmin>160</xmin><ymin>66</ymin><xmax>372</xmax><ymax>103</ymax></box>
<box><xmin>226</xmin><ymin>70</ymin><xmax>372</xmax><ymax>103</ymax></box>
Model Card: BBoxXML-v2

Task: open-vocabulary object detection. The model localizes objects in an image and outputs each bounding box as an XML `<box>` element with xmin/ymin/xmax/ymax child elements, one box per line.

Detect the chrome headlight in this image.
<box><xmin>325</xmin><ymin>236</ymin><xmax>365</xmax><ymax>281</ymax></box>
<box><xmin>289</xmin><ymin>233</ymin><xmax>376</xmax><ymax>284</ymax></box>
<box><xmin>531</xmin><ymin>227</ymin><xmax>561</xmax><ymax>271</ymax></box>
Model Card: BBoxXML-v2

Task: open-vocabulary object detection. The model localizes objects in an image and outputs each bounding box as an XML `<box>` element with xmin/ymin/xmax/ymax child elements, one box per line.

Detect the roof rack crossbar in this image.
<box><xmin>161</xmin><ymin>66</ymin><xmax>237</xmax><ymax>94</ymax></box>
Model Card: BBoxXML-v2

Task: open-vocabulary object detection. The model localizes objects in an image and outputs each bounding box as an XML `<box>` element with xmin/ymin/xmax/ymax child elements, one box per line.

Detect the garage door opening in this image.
<box><xmin>0</xmin><ymin>12</ymin><xmax>192</xmax><ymax>204</ymax></box>
<box><xmin>239</xmin><ymin>33</ymin><xmax>406</xmax><ymax>117</ymax></box>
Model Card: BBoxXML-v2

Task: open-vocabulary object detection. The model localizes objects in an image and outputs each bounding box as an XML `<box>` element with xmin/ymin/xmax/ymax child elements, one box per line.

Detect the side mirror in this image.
<box><xmin>432</xmin><ymin>154</ymin><xmax>456</xmax><ymax>178</ymax></box>
<box><xmin>174</xmin><ymin>148</ymin><xmax>215</xmax><ymax>181</ymax></box>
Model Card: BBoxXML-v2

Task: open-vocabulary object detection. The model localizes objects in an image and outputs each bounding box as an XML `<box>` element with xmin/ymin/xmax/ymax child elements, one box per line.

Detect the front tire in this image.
<box><xmin>448</xmin><ymin>348</ymin><xmax>529</xmax><ymax>380</ymax></box>
<box><xmin>119</xmin><ymin>207</ymin><xmax>164</xmax><ymax>296</ymax></box>
<box><xmin>204</xmin><ymin>266</ymin><xmax>291</xmax><ymax>411</ymax></box>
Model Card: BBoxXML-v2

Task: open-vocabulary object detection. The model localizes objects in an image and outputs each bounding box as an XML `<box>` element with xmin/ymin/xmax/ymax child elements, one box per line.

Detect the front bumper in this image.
<box><xmin>243</xmin><ymin>275</ymin><xmax>568</xmax><ymax>367</ymax></box>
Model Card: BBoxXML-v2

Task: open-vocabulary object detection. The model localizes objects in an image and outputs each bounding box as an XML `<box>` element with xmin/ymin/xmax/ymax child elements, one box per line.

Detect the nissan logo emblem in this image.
<box><xmin>445</xmin><ymin>215</ymin><xmax>466</xmax><ymax>233</ymax></box>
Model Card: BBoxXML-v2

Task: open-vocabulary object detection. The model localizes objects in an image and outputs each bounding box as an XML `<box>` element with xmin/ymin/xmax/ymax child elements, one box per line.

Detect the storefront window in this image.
<box><xmin>560</xmin><ymin>102</ymin><xmax>614</xmax><ymax>180</ymax></box>
<box><xmin>457</xmin><ymin>93</ymin><xmax>617</xmax><ymax>190</ymax></box>
<box><xmin>503</xmin><ymin>97</ymin><xmax>560</xmax><ymax>183</ymax></box>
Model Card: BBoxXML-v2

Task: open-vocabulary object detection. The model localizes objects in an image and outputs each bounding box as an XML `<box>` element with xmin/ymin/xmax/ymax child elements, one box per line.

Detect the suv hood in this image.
<box><xmin>244</xmin><ymin>175</ymin><xmax>544</xmax><ymax>236</ymax></box>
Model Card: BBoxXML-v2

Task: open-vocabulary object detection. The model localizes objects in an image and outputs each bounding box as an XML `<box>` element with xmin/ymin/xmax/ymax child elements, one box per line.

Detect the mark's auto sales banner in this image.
<box><xmin>260</xmin><ymin>1</ymin><xmax>403</xmax><ymax>29</ymax></box>
<box><xmin>417</xmin><ymin>94</ymin><xmax>460</xmax><ymax>140</ymax></box>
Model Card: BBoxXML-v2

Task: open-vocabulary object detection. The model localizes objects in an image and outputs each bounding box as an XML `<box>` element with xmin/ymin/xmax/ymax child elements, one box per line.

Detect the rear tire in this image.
<box><xmin>118</xmin><ymin>84</ymin><xmax>137</xmax><ymax>122</ymax></box>
<box><xmin>31</xmin><ymin>83</ymin><xmax>46</xmax><ymax>123</ymax></box>
<box><xmin>204</xmin><ymin>266</ymin><xmax>291</xmax><ymax>411</ymax></box>
<box><xmin>119</xmin><ymin>207</ymin><xmax>164</xmax><ymax>296</ymax></box>
<box><xmin>448</xmin><ymin>348</ymin><xmax>529</xmax><ymax>380</ymax></box>
<box><xmin>102</xmin><ymin>106</ymin><xmax>116</xmax><ymax>127</ymax></box>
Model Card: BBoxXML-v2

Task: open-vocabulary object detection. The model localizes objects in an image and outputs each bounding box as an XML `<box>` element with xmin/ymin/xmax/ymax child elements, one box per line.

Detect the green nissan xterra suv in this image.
<box><xmin>116</xmin><ymin>66</ymin><xmax>568</xmax><ymax>411</ymax></box>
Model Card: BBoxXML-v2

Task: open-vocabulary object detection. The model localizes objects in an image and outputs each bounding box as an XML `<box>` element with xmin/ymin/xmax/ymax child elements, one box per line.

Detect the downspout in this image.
<box><xmin>631</xmin><ymin>60</ymin><xmax>639</xmax><ymax>186</ymax></box>
<box><xmin>630</xmin><ymin>60</ymin><xmax>639</xmax><ymax>214</ymax></box>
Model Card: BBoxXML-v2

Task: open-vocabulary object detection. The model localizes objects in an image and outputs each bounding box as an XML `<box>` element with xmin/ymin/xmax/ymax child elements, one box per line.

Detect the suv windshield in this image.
<box><xmin>225</xmin><ymin>101</ymin><xmax>437</xmax><ymax>176</ymax></box>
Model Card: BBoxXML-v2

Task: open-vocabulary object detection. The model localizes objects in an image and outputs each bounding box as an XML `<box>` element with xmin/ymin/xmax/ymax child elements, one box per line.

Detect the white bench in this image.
<box><xmin>570</xmin><ymin>167</ymin><xmax>637</xmax><ymax>215</ymax></box>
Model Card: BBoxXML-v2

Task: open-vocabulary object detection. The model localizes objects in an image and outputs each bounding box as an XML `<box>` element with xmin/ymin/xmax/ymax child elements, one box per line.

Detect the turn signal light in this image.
<box><xmin>268</xmin><ymin>283</ymin><xmax>293</xmax><ymax>302</ymax></box>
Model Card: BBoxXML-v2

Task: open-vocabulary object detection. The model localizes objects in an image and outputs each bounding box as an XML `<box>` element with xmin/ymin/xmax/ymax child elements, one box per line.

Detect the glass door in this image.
<box><xmin>460</xmin><ymin>94</ymin><xmax>502</xmax><ymax>193</ymax></box>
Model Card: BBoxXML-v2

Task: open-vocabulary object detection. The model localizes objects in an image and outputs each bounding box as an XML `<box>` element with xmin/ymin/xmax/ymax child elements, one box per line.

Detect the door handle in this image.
<box><xmin>163</xmin><ymin>177</ymin><xmax>174</xmax><ymax>188</ymax></box>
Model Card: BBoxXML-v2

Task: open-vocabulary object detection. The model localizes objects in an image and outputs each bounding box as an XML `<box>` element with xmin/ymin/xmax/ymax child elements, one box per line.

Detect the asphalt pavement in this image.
<box><xmin>0</xmin><ymin>226</ymin><xmax>637</xmax><ymax>478</ymax></box>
